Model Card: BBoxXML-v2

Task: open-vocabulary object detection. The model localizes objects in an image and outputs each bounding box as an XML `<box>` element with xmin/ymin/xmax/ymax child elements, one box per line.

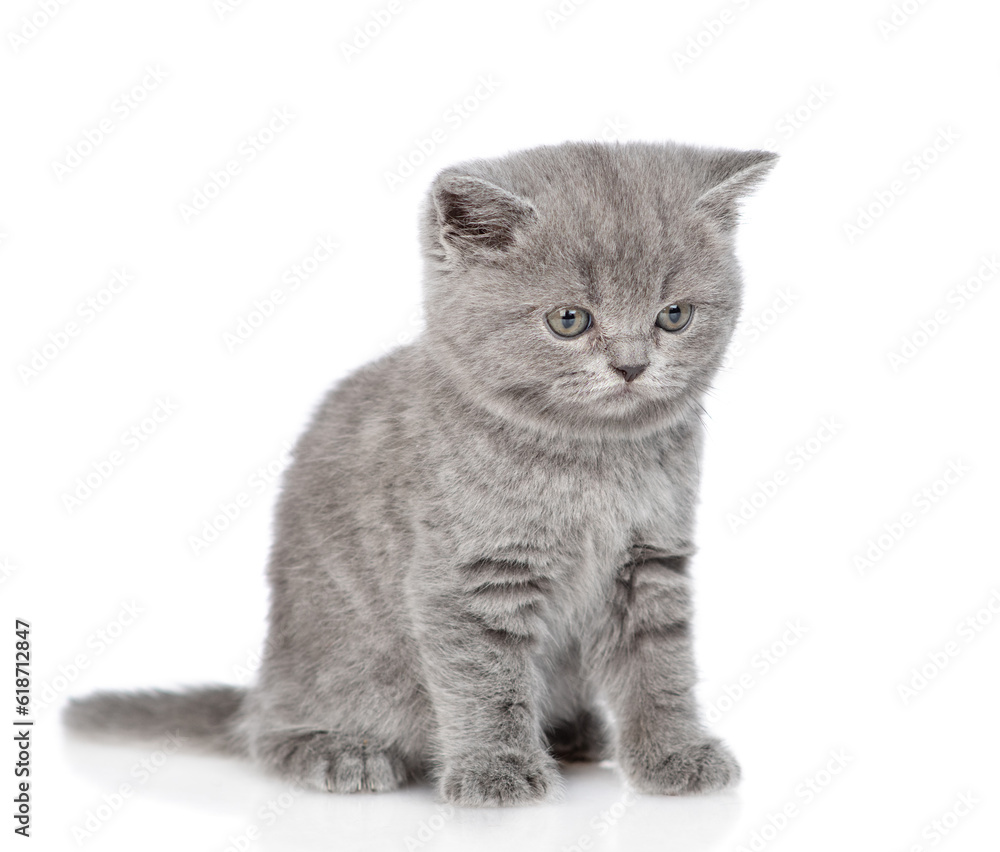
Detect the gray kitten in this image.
<box><xmin>65</xmin><ymin>140</ymin><xmax>777</xmax><ymax>806</ymax></box>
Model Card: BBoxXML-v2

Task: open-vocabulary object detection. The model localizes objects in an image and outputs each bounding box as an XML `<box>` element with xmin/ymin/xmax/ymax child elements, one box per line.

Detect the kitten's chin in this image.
<box><xmin>571</xmin><ymin>401</ymin><xmax>693</xmax><ymax>438</ymax></box>
<box><xmin>491</xmin><ymin>384</ymin><xmax>695</xmax><ymax>440</ymax></box>
<box><xmin>589</xmin><ymin>391</ymin><xmax>690</xmax><ymax>433</ymax></box>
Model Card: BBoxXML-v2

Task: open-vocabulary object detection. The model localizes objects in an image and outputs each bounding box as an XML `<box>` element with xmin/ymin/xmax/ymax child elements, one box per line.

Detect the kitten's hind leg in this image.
<box><xmin>538</xmin><ymin>638</ymin><xmax>609</xmax><ymax>763</ymax></box>
<box><xmin>251</xmin><ymin>728</ymin><xmax>416</xmax><ymax>793</ymax></box>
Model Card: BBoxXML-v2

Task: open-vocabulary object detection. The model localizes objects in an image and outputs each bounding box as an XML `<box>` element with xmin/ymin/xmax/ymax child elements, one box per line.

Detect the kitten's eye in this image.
<box><xmin>545</xmin><ymin>307</ymin><xmax>592</xmax><ymax>338</ymax></box>
<box><xmin>656</xmin><ymin>303</ymin><xmax>694</xmax><ymax>332</ymax></box>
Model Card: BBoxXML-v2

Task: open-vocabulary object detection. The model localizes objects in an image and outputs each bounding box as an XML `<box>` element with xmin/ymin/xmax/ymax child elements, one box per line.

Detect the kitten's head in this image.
<box><xmin>419</xmin><ymin>141</ymin><xmax>777</xmax><ymax>438</ymax></box>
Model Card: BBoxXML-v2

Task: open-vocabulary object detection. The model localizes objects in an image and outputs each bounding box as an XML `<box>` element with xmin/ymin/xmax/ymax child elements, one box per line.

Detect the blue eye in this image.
<box><xmin>656</xmin><ymin>303</ymin><xmax>694</xmax><ymax>332</ymax></box>
<box><xmin>546</xmin><ymin>307</ymin><xmax>592</xmax><ymax>338</ymax></box>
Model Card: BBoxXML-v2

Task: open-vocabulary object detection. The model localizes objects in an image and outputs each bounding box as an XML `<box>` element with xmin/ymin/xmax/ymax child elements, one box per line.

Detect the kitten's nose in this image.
<box><xmin>613</xmin><ymin>363</ymin><xmax>647</xmax><ymax>383</ymax></box>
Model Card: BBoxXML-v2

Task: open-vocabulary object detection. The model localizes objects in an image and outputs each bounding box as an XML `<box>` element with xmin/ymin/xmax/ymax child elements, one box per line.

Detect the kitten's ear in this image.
<box><xmin>693</xmin><ymin>149</ymin><xmax>778</xmax><ymax>231</ymax></box>
<box><xmin>432</xmin><ymin>174</ymin><xmax>537</xmax><ymax>261</ymax></box>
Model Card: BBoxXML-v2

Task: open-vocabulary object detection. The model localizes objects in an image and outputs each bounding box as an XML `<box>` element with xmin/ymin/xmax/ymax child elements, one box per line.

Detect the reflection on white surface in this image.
<box><xmin>63</xmin><ymin>735</ymin><xmax>741</xmax><ymax>851</ymax></box>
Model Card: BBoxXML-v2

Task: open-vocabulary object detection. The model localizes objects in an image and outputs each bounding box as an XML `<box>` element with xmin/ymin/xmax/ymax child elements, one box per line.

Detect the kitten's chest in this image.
<box><xmin>435</xmin><ymin>428</ymin><xmax>694</xmax><ymax>577</ymax></box>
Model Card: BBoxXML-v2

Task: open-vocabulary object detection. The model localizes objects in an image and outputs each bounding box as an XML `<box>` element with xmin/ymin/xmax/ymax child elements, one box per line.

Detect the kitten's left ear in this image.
<box><xmin>693</xmin><ymin>149</ymin><xmax>778</xmax><ymax>231</ymax></box>
<box><xmin>432</xmin><ymin>174</ymin><xmax>537</xmax><ymax>262</ymax></box>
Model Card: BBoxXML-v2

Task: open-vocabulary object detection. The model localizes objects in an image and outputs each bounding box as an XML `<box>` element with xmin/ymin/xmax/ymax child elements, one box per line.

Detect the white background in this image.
<box><xmin>2</xmin><ymin>0</ymin><xmax>998</xmax><ymax>849</ymax></box>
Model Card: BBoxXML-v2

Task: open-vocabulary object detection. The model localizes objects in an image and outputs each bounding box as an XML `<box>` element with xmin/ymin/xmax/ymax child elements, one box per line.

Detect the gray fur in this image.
<box><xmin>64</xmin><ymin>141</ymin><xmax>777</xmax><ymax>805</ymax></box>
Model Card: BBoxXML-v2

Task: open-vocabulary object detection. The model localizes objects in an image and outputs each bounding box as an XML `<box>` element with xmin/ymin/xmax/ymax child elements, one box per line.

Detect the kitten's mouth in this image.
<box><xmin>608</xmin><ymin>382</ymin><xmax>639</xmax><ymax>398</ymax></box>
<box><xmin>591</xmin><ymin>383</ymin><xmax>652</xmax><ymax>411</ymax></box>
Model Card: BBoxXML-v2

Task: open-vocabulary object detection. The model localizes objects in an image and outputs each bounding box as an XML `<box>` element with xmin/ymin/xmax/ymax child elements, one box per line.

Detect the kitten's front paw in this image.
<box><xmin>441</xmin><ymin>748</ymin><xmax>559</xmax><ymax>806</ymax></box>
<box><xmin>623</xmin><ymin>737</ymin><xmax>740</xmax><ymax>795</ymax></box>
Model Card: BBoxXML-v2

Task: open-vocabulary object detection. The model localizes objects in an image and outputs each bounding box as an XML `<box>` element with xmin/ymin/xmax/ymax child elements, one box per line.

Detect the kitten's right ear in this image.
<box><xmin>432</xmin><ymin>174</ymin><xmax>537</xmax><ymax>262</ymax></box>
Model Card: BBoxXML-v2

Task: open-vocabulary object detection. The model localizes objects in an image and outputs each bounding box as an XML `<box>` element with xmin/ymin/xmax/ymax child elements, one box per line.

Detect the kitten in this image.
<box><xmin>65</xmin><ymin>140</ymin><xmax>777</xmax><ymax>806</ymax></box>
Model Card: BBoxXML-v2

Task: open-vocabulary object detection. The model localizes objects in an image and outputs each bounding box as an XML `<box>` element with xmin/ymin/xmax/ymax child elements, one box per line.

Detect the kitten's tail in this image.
<box><xmin>62</xmin><ymin>685</ymin><xmax>248</xmax><ymax>756</ymax></box>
